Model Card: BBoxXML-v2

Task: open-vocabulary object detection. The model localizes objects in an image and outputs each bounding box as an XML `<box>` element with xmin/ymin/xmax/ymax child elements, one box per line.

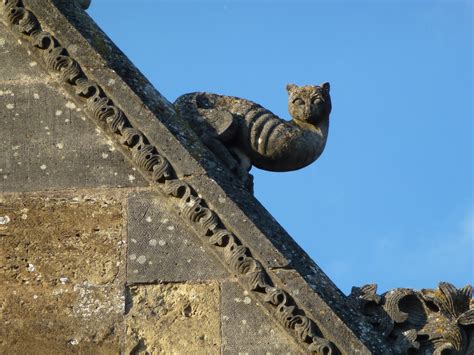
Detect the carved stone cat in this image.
<box><xmin>174</xmin><ymin>83</ymin><xmax>331</xmax><ymax>189</ymax></box>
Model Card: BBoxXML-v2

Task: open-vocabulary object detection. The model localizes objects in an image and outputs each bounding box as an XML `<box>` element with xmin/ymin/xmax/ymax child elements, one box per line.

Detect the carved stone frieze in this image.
<box><xmin>349</xmin><ymin>283</ymin><xmax>474</xmax><ymax>354</ymax></box>
<box><xmin>1</xmin><ymin>1</ymin><xmax>337</xmax><ymax>352</ymax></box>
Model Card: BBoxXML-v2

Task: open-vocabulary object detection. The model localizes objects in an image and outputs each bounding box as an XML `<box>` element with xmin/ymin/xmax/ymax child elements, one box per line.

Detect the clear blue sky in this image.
<box><xmin>88</xmin><ymin>0</ymin><xmax>472</xmax><ymax>294</ymax></box>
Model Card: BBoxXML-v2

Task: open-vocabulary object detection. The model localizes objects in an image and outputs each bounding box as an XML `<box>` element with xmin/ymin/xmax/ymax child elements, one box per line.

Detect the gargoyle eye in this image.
<box><xmin>293</xmin><ymin>98</ymin><xmax>304</xmax><ymax>105</ymax></box>
<box><xmin>311</xmin><ymin>97</ymin><xmax>321</xmax><ymax>104</ymax></box>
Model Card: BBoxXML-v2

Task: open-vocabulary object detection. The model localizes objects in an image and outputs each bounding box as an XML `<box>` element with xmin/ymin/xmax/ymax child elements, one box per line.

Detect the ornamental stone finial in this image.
<box><xmin>349</xmin><ymin>282</ymin><xmax>474</xmax><ymax>354</ymax></box>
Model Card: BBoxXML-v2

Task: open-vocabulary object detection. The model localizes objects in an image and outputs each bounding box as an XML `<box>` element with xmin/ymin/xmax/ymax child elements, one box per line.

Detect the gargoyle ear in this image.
<box><xmin>321</xmin><ymin>82</ymin><xmax>330</xmax><ymax>93</ymax></box>
<box><xmin>286</xmin><ymin>83</ymin><xmax>297</xmax><ymax>93</ymax></box>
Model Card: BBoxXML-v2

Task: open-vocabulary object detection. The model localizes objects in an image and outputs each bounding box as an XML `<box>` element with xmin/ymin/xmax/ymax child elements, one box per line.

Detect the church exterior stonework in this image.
<box><xmin>1</xmin><ymin>1</ymin><xmax>472</xmax><ymax>354</ymax></box>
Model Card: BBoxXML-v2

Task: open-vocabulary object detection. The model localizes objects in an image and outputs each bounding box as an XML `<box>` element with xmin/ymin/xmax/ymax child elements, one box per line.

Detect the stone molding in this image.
<box><xmin>9</xmin><ymin>1</ymin><xmax>463</xmax><ymax>353</ymax></box>
<box><xmin>1</xmin><ymin>0</ymin><xmax>342</xmax><ymax>352</ymax></box>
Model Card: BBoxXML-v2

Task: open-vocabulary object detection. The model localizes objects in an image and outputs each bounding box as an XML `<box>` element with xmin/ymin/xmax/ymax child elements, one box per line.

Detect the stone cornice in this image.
<box><xmin>1</xmin><ymin>0</ymin><xmax>392</xmax><ymax>353</ymax></box>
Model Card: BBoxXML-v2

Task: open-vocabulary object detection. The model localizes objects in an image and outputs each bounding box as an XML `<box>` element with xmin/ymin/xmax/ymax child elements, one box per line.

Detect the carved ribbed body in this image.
<box><xmin>237</xmin><ymin>99</ymin><xmax>328</xmax><ymax>171</ymax></box>
<box><xmin>175</xmin><ymin>84</ymin><xmax>331</xmax><ymax>173</ymax></box>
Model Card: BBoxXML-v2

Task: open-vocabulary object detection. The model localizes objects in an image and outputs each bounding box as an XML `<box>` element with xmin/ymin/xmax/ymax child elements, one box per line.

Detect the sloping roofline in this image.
<box><xmin>1</xmin><ymin>0</ymin><xmax>390</xmax><ymax>353</ymax></box>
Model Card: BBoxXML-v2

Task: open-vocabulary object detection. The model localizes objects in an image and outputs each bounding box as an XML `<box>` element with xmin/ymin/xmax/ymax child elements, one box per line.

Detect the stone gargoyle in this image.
<box><xmin>174</xmin><ymin>83</ymin><xmax>331</xmax><ymax>190</ymax></box>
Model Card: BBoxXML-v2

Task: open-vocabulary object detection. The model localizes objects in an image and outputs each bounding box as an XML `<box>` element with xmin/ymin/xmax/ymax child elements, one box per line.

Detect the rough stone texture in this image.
<box><xmin>349</xmin><ymin>283</ymin><xmax>474</xmax><ymax>354</ymax></box>
<box><xmin>11</xmin><ymin>1</ymin><xmax>389</xmax><ymax>351</ymax></box>
<box><xmin>0</xmin><ymin>21</ymin><xmax>43</xmax><ymax>82</ymax></box>
<box><xmin>174</xmin><ymin>83</ymin><xmax>331</xmax><ymax>191</ymax></box>
<box><xmin>221</xmin><ymin>281</ymin><xmax>301</xmax><ymax>354</ymax></box>
<box><xmin>0</xmin><ymin>285</ymin><xmax>122</xmax><ymax>354</ymax></box>
<box><xmin>0</xmin><ymin>1</ymin><xmax>398</xmax><ymax>353</ymax></box>
<box><xmin>125</xmin><ymin>283</ymin><xmax>221</xmax><ymax>354</ymax></box>
<box><xmin>0</xmin><ymin>193</ymin><xmax>124</xmax><ymax>286</ymax></box>
<box><xmin>127</xmin><ymin>192</ymin><xmax>228</xmax><ymax>283</ymax></box>
<box><xmin>0</xmin><ymin>81</ymin><xmax>147</xmax><ymax>192</ymax></box>
<box><xmin>0</xmin><ymin>193</ymin><xmax>126</xmax><ymax>353</ymax></box>
<box><xmin>0</xmin><ymin>17</ymin><xmax>147</xmax><ymax>193</ymax></box>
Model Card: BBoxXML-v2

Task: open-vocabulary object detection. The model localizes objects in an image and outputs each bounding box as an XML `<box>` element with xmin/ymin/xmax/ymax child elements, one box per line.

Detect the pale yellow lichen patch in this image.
<box><xmin>0</xmin><ymin>89</ymin><xmax>13</xmax><ymax>96</ymax></box>
<box><xmin>125</xmin><ymin>283</ymin><xmax>221</xmax><ymax>354</ymax></box>
<box><xmin>65</xmin><ymin>101</ymin><xmax>76</xmax><ymax>110</ymax></box>
<box><xmin>0</xmin><ymin>215</ymin><xmax>11</xmax><ymax>224</ymax></box>
<box><xmin>106</xmin><ymin>140</ymin><xmax>116</xmax><ymax>151</ymax></box>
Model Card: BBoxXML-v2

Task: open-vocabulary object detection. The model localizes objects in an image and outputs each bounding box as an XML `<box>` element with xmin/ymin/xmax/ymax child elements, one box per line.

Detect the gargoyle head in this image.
<box><xmin>287</xmin><ymin>83</ymin><xmax>331</xmax><ymax>125</ymax></box>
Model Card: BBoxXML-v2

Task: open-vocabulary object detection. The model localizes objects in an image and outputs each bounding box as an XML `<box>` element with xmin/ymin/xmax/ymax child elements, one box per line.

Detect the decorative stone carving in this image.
<box><xmin>6</xmin><ymin>1</ymin><xmax>471</xmax><ymax>353</ymax></box>
<box><xmin>174</xmin><ymin>83</ymin><xmax>331</xmax><ymax>190</ymax></box>
<box><xmin>2</xmin><ymin>1</ymin><xmax>337</xmax><ymax>352</ymax></box>
<box><xmin>161</xmin><ymin>177</ymin><xmax>335</xmax><ymax>353</ymax></box>
<box><xmin>349</xmin><ymin>283</ymin><xmax>474</xmax><ymax>354</ymax></box>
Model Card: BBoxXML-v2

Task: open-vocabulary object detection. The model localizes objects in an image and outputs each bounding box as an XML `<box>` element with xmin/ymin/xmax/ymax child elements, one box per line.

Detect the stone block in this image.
<box><xmin>0</xmin><ymin>82</ymin><xmax>147</xmax><ymax>193</ymax></box>
<box><xmin>0</xmin><ymin>21</ymin><xmax>45</xmax><ymax>83</ymax></box>
<box><xmin>221</xmin><ymin>281</ymin><xmax>301</xmax><ymax>354</ymax></box>
<box><xmin>125</xmin><ymin>283</ymin><xmax>221</xmax><ymax>354</ymax></box>
<box><xmin>127</xmin><ymin>192</ymin><xmax>227</xmax><ymax>283</ymax></box>
<box><xmin>0</xmin><ymin>284</ymin><xmax>123</xmax><ymax>354</ymax></box>
<box><xmin>0</xmin><ymin>193</ymin><xmax>126</xmax><ymax>353</ymax></box>
<box><xmin>0</xmin><ymin>193</ymin><xmax>125</xmax><ymax>286</ymax></box>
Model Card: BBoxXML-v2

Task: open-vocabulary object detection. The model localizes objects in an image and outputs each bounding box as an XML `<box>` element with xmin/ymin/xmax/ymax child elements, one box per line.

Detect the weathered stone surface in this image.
<box><xmin>0</xmin><ymin>21</ymin><xmax>45</xmax><ymax>82</ymax></box>
<box><xmin>0</xmin><ymin>1</ymin><xmax>393</xmax><ymax>352</ymax></box>
<box><xmin>0</xmin><ymin>193</ymin><xmax>125</xmax><ymax>286</ymax></box>
<box><xmin>127</xmin><ymin>191</ymin><xmax>227</xmax><ymax>283</ymax></box>
<box><xmin>0</xmin><ymin>82</ymin><xmax>147</xmax><ymax>193</ymax></box>
<box><xmin>349</xmin><ymin>283</ymin><xmax>474</xmax><ymax>354</ymax></box>
<box><xmin>271</xmin><ymin>267</ymin><xmax>379</xmax><ymax>352</ymax></box>
<box><xmin>0</xmin><ymin>193</ymin><xmax>126</xmax><ymax>354</ymax></box>
<box><xmin>125</xmin><ymin>283</ymin><xmax>221</xmax><ymax>354</ymax></box>
<box><xmin>221</xmin><ymin>281</ymin><xmax>301</xmax><ymax>354</ymax></box>
<box><xmin>175</xmin><ymin>83</ymin><xmax>331</xmax><ymax>191</ymax></box>
<box><xmin>0</xmin><ymin>284</ymin><xmax>123</xmax><ymax>354</ymax></box>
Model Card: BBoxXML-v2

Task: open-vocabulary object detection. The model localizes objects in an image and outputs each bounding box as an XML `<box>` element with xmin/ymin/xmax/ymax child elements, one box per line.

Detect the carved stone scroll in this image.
<box><xmin>1</xmin><ymin>1</ymin><xmax>337</xmax><ymax>352</ymax></box>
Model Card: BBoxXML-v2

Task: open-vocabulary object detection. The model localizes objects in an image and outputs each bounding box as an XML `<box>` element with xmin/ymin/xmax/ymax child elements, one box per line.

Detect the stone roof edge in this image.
<box><xmin>1</xmin><ymin>1</ymin><xmax>390</xmax><ymax>353</ymax></box>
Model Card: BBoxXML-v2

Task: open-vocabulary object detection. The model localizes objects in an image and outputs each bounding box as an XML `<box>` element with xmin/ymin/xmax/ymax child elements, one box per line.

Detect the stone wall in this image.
<box><xmin>0</xmin><ymin>21</ymin><xmax>147</xmax><ymax>193</ymax></box>
<box><xmin>0</xmin><ymin>191</ymin><xmax>301</xmax><ymax>354</ymax></box>
<box><xmin>1</xmin><ymin>192</ymin><xmax>125</xmax><ymax>353</ymax></box>
<box><xmin>2</xmin><ymin>1</ymin><xmax>472</xmax><ymax>353</ymax></box>
<box><xmin>0</xmin><ymin>18</ymin><xmax>301</xmax><ymax>352</ymax></box>
<box><xmin>0</xmin><ymin>2</ymin><xmax>404</xmax><ymax>353</ymax></box>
